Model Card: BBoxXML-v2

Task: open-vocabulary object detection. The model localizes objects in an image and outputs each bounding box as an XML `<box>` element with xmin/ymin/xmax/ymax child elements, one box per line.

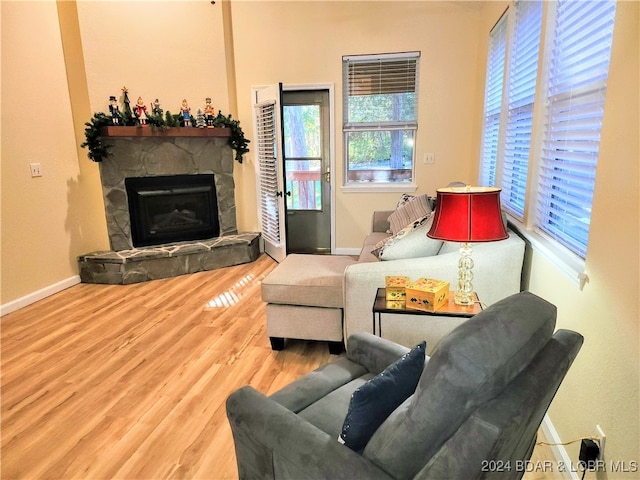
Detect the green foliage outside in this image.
<box><xmin>347</xmin><ymin>93</ymin><xmax>416</xmax><ymax>169</ymax></box>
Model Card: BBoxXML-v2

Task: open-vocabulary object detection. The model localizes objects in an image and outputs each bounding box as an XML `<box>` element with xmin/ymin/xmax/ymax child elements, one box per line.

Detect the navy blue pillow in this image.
<box><xmin>339</xmin><ymin>341</ymin><xmax>426</xmax><ymax>452</ymax></box>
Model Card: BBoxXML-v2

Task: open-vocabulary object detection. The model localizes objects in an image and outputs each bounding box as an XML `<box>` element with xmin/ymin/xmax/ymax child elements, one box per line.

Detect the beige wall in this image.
<box><xmin>229</xmin><ymin>1</ymin><xmax>484</xmax><ymax>247</ymax></box>
<box><xmin>1</xmin><ymin>1</ymin><xmax>108</xmax><ymax>303</ymax></box>
<box><xmin>75</xmin><ymin>1</ymin><xmax>231</xmax><ymax>118</ymax></box>
<box><xmin>475</xmin><ymin>1</ymin><xmax>639</xmax><ymax>474</ymax></box>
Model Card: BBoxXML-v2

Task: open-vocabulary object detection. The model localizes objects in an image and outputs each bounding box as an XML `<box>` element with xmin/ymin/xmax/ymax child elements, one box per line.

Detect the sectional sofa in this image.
<box><xmin>344</xmin><ymin>208</ymin><xmax>527</xmax><ymax>352</ymax></box>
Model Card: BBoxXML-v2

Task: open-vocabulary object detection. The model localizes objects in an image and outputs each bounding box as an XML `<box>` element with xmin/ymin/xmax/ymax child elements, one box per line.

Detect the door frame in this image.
<box><xmin>282</xmin><ymin>83</ymin><xmax>336</xmax><ymax>253</ymax></box>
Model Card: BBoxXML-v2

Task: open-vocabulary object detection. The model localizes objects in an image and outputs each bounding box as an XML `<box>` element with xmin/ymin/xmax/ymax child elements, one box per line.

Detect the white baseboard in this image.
<box><xmin>1</xmin><ymin>276</ymin><xmax>81</xmax><ymax>317</ymax></box>
<box><xmin>541</xmin><ymin>414</ymin><xmax>580</xmax><ymax>480</ymax></box>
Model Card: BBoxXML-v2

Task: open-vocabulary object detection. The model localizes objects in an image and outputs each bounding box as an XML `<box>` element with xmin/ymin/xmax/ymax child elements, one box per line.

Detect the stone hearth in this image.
<box><xmin>78</xmin><ymin>127</ymin><xmax>260</xmax><ymax>284</ymax></box>
<box><xmin>79</xmin><ymin>233</ymin><xmax>260</xmax><ymax>285</ymax></box>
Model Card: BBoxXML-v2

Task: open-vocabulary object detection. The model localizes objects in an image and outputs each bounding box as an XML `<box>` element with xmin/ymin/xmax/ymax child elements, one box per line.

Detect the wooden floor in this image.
<box><xmin>1</xmin><ymin>253</ymin><xmax>562</xmax><ymax>479</ymax></box>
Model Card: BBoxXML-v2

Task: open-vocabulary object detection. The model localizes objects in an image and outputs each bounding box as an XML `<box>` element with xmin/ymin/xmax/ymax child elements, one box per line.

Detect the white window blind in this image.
<box><xmin>343</xmin><ymin>52</ymin><xmax>419</xmax><ymax>127</ymax></box>
<box><xmin>536</xmin><ymin>0</ymin><xmax>616</xmax><ymax>258</ymax></box>
<box><xmin>501</xmin><ymin>0</ymin><xmax>543</xmax><ymax>219</ymax></box>
<box><xmin>343</xmin><ymin>52</ymin><xmax>420</xmax><ymax>184</ymax></box>
<box><xmin>479</xmin><ymin>13</ymin><xmax>508</xmax><ymax>187</ymax></box>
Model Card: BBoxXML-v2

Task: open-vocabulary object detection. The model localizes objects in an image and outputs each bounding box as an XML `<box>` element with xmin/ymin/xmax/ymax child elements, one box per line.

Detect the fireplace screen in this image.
<box><xmin>125</xmin><ymin>174</ymin><xmax>220</xmax><ymax>247</ymax></box>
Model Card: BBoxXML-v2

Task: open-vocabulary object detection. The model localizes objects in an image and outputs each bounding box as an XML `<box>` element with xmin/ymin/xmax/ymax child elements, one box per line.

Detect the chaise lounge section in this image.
<box><xmin>261</xmin><ymin>254</ymin><xmax>357</xmax><ymax>353</ymax></box>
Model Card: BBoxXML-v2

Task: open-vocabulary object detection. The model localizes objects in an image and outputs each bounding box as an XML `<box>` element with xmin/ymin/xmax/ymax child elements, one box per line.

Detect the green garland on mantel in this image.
<box><xmin>81</xmin><ymin>110</ymin><xmax>250</xmax><ymax>163</ymax></box>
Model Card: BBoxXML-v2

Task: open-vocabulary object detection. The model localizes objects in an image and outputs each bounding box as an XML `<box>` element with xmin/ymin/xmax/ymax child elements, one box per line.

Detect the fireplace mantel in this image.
<box><xmin>100</xmin><ymin>126</ymin><xmax>231</xmax><ymax>138</ymax></box>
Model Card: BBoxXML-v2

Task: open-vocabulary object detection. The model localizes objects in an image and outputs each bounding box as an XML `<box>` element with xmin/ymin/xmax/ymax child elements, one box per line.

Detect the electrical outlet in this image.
<box><xmin>596</xmin><ymin>424</ymin><xmax>606</xmax><ymax>459</ymax></box>
<box><xmin>424</xmin><ymin>152</ymin><xmax>435</xmax><ymax>164</ymax></box>
<box><xmin>30</xmin><ymin>163</ymin><xmax>42</xmax><ymax>177</ymax></box>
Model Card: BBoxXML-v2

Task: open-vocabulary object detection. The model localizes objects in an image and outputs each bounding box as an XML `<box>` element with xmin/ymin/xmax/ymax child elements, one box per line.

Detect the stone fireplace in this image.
<box><xmin>78</xmin><ymin>127</ymin><xmax>260</xmax><ymax>285</ymax></box>
<box><xmin>99</xmin><ymin>129</ymin><xmax>237</xmax><ymax>251</ymax></box>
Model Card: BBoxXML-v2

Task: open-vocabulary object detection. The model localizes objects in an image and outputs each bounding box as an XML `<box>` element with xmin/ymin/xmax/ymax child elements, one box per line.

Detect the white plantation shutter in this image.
<box><xmin>479</xmin><ymin>12</ymin><xmax>508</xmax><ymax>187</ymax></box>
<box><xmin>536</xmin><ymin>0</ymin><xmax>616</xmax><ymax>258</ymax></box>
<box><xmin>256</xmin><ymin>102</ymin><xmax>281</xmax><ymax>246</ymax></box>
<box><xmin>501</xmin><ymin>0</ymin><xmax>543</xmax><ymax>218</ymax></box>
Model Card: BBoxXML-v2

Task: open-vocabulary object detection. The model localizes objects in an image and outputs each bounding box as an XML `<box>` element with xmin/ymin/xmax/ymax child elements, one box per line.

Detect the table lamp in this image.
<box><xmin>427</xmin><ymin>186</ymin><xmax>508</xmax><ymax>306</ymax></box>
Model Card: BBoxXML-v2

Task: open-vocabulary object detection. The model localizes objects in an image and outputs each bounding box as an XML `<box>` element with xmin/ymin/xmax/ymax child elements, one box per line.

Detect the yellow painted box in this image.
<box><xmin>385</xmin><ymin>276</ymin><xmax>410</xmax><ymax>300</ymax></box>
<box><xmin>385</xmin><ymin>300</ymin><xmax>405</xmax><ymax>310</ymax></box>
<box><xmin>405</xmin><ymin>278</ymin><xmax>450</xmax><ymax>312</ymax></box>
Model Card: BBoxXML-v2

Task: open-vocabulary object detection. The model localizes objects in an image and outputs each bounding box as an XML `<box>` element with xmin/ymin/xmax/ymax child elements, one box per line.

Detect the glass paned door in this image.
<box><xmin>282</xmin><ymin>89</ymin><xmax>331</xmax><ymax>254</ymax></box>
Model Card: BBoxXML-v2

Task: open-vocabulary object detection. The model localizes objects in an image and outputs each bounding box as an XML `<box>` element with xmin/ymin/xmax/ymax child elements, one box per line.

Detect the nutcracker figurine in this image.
<box><xmin>204</xmin><ymin>97</ymin><xmax>216</xmax><ymax>127</ymax></box>
<box><xmin>180</xmin><ymin>99</ymin><xmax>192</xmax><ymax>127</ymax></box>
<box><xmin>109</xmin><ymin>96</ymin><xmax>121</xmax><ymax>125</ymax></box>
<box><xmin>134</xmin><ymin>97</ymin><xmax>148</xmax><ymax>126</ymax></box>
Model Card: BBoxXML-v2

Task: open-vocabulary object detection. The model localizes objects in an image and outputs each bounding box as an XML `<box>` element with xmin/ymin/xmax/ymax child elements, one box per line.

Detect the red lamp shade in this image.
<box><xmin>427</xmin><ymin>186</ymin><xmax>508</xmax><ymax>242</ymax></box>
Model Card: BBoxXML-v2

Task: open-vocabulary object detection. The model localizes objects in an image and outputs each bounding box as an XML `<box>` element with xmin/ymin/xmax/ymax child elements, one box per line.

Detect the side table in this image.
<box><xmin>372</xmin><ymin>288</ymin><xmax>483</xmax><ymax>337</ymax></box>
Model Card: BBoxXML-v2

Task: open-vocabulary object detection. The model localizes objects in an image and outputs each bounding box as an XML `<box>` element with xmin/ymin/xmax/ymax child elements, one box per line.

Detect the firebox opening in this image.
<box><xmin>125</xmin><ymin>174</ymin><xmax>220</xmax><ymax>248</ymax></box>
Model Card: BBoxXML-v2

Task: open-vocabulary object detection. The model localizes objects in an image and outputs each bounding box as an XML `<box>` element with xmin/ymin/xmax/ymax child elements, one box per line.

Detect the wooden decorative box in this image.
<box><xmin>385</xmin><ymin>275</ymin><xmax>411</xmax><ymax>300</ymax></box>
<box><xmin>406</xmin><ymin>278</ymin><xmax>450</xmax><ymax>312</ymax></box>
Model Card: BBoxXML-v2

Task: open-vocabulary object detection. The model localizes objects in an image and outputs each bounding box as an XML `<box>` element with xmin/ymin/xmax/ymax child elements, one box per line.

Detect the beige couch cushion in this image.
<box><xmin>262</xmin><ymin>254</ymin><xmax>357</xmax><ymax>308</ymax></box>
<box><xmin>359</xmin><ymin>232</ymin><xmax>390</xmax><ymax>263</ymax></box>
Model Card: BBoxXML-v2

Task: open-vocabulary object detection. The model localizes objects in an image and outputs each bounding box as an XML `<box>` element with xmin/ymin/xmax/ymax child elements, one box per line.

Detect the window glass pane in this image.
<box><xmin>347</xmin><ymin>93</ymin><xmax>416</xmax><ymax>123</ymax></box>
<box><xmin>346</xmin><ymin>129</ymin><xmax>414</xmax><ymax>183</ymax></box>
<box><xmin>283</xmin><ymin>105</ymin><xmax>321</xmax><ymax>158</ymax></box>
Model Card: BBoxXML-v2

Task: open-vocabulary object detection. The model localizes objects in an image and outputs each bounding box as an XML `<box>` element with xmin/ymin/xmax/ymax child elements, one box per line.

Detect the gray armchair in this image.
<box><xmin>226</xmin><ymin>291</ymin><xmax>583</xmax><ymax>480</ymax></box>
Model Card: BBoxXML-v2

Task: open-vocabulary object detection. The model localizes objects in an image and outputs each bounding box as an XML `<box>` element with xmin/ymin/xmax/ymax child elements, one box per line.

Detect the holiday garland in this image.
<box><xmin>81</xmin><ymin>91</ymin><xmax>250</xmax><ymax>163</ymax></box>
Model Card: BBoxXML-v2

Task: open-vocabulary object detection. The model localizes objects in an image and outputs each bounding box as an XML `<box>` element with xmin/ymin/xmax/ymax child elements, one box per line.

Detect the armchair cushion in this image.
<box><xmin>338</xmin><ymin>341</ymin><xmax>426</xmax><ymax>452</ymax></box>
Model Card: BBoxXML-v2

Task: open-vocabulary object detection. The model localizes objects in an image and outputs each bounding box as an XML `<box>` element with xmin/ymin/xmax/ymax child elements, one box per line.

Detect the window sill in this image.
<box><xmin>341</xmin><ymin>183</ymin><xmax>418</xmax><ymax>193</ymax></box>
<box><xmin>507</xmin><ymin>217</ymin><xmax>589</xmax><ymax>291</ymax></box>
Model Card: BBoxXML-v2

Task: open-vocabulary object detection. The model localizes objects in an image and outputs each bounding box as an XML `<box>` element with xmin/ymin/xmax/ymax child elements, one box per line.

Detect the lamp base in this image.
<box><xmin>455</xmin><ymin>242</ymin><xmax>475</xmax><ymax>306</ymax></box>
<box><xmin>454</xmin><ymin>290</ymin><xmax>476</xmax><ymax>306</ymax></box>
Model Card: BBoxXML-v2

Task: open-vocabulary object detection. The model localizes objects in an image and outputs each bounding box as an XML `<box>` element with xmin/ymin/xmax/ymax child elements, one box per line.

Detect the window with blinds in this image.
<box><xmin>479</xmin><ymin>12</ymin><xmax>508</xmax><ymax>187</ymax></box>
<box><xmin>536</xmin><ymin>0</ymin><xmax>617</xmax><ymax>258</ymax></box>
<box><xmin>343</xmin><ymin>52</ymin><xmax>420</xmax><ymax>184</ymax></box>
<box><xmin>478</xmin><ymin>0</ymin><xmax>616</xmax><ymax>263</ymax></box>
<box><xmin>502</xmin><ymin>0</ymin><xmax>543</xmax><ymax>219</ymax></box>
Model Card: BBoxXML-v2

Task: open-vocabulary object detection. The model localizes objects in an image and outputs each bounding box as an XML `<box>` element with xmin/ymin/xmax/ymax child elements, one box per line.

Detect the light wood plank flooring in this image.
<box><xmin>2</xmin><ymin>253</ymin><xmax>562</xmax><ymax>479</ymax></box>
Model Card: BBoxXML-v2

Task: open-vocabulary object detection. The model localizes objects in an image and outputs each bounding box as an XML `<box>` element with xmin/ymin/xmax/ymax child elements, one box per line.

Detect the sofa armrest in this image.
<box><xmin>226</xmin><ymin>386</ymin><xmax>394</xmax><ymax>480</ymax></box>
<box><xmin>346</xmin><ymin>332</ymin><xmax>411</xmax><ymax>375</ymax></box>
<box><xmin>371</xmin><ymin>210</ymin><xmax>394</xmax><ymax>233</ymax></box>
<box><xmin>269</xmin><ymin>357</ymin><xmax>368</xmax><ymax>412</ymax></box>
